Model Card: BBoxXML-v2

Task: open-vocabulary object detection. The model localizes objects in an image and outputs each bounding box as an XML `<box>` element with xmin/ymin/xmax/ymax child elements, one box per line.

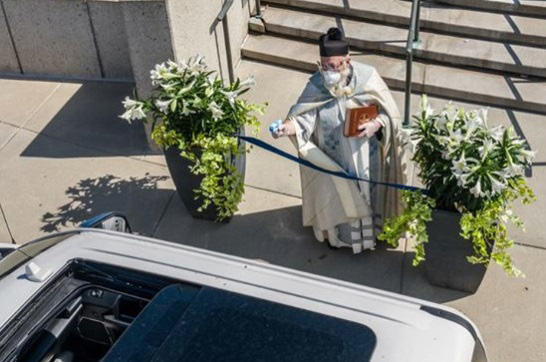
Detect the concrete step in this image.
<box><xmin>259</xmin><ymin>6</ymin><xmax>546</xmax><ymax>79</ymax></box>
<box><xmin>263</xmin><ymin>0</ymin><xmax>546</xmax><ymax>47</ymax></box>
<box><xmin>431</xmin><ymin>0</ymin><xmax>546</xmax><ymax>17</ymax></box>
<box><xmin>242</xmin><ymin>33</ymin><xmax>546</xmax><ymax>114</ymax></box>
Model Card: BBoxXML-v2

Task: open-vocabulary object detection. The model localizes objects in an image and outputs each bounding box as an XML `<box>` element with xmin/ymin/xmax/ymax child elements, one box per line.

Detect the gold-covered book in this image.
<box><xmin>344</xmin><ymin>104</ymin><xmax>379</xmax><ymax>137</ymax></box>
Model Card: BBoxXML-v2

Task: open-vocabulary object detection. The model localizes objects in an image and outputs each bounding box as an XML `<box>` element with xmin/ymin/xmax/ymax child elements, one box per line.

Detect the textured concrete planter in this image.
<box><xmin>163</xmin><ymin>136</ymin><xmax>246</xmax><ymax>222</ymax></box>
<box><xmin>424</xmin><ymin>209</ymin><xmax>491</xmax><ymax>293</ymax></box>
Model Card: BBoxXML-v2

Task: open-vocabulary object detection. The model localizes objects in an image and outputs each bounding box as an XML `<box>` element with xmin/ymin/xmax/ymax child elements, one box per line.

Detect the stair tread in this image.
<box><xmin>262</xmin><ymin>6</ymin><xmax>546</xmax><ymax>77</ymax></box>
<box><xmin>242</xmin><ymin>33</ymin><xmax>546</xmax><ymax>113</ymax></box>
<box><xmin>432</xmin><ymin>0</ymin><xmax>546</xmax><ymax>16</ymax></box>
<box><xmin>263</xmin><ymin>0</ymin><xmax>546</xmax><ymax>42</ymax></box>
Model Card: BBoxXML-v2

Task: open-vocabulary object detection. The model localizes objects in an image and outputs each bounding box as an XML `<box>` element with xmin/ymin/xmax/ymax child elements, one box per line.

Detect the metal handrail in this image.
<box><xmin>255</xmin><ymin>0</ymin><xmax>262</xmax><ymax>19</ymax></box>
<box><xmin>217</xmin><ymin>0</ymin><xmax>236</xmax><ymax>21</ymax></box>
<box><xmin>216</xmin><ymin>0</ymin><xmax>237</xmax><ymax>83</ymax></box>
<box><xmin>403</xmin><ymin>0</ymin><xmax>422</xmax><ymax>127</ymax></box>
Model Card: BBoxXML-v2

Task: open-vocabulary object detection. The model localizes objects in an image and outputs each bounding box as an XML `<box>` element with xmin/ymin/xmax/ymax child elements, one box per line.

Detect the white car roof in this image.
<box><xmin>0</xmin><ymin>230</ymin><xmax>483</xmax><ymax>362</ymax></box>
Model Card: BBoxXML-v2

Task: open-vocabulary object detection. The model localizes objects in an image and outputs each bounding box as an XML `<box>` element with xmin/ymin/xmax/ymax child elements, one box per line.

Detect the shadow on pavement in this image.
<box><xmin>39</xmin><ymin>174</ymin><xmax>470</xmax><ymax>303</ymax></box>
<box><xmin>41</xmin><ymin>174</ymin><xmax>171</xmax><ymax>235</ymax></box>
<box><xmin>20</xmin><ymin>82</ymin><xmax>160</xmax><ymax>158</ymax></box>
<box><xmin>153</xmin><ymin>195</ymin><xmax>469</xmax><ymax>303</ymax></box>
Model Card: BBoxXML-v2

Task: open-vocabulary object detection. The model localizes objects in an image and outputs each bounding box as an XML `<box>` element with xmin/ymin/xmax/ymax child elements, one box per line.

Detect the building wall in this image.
<box><xmin>120</xmin><ymin>0</ymin><xmax>174</xmax><ymax>98</ymax></box>
<box><xmin>2</xmin><ymin>0</ymin><xmax>102</xmax><ymax>78</ymax></box>
<box><xmin>0</xmin><ymin>0</ymin><xmax>251</xmax><ymax>89</ymax></box>
<box><xmin>0</xmin><ymin>0</ymin><xmax>20</xmax><ymax>74</ymax></box>
<box><xmin>88</xmin><ymin>1</ymin><xmax>133</xmax><ymax>79</ymax></box>
<box><xmin>164</xmin><ymin>0</ymin><xmax>251</xmax><ymax>82</ymax></box>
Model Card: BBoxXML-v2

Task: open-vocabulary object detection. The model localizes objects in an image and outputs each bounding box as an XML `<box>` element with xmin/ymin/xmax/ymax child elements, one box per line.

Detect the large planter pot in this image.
<box><xmin>163</xmin><ymin>135</ymin><xmax>246</xmax><ymax>222</ymax></box>
<box><xmin>424</xmin><ymin>209</ymin><xmax>492</xmax><ymax>293</ymax></box>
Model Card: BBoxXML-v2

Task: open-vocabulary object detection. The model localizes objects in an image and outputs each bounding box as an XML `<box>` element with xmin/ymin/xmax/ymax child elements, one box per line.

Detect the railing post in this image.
<box><xmin>403</xmin><ymin>0</ymin><xmax>422</xmax><ymax>127</ymax></box>
<box><xmin>414</xmin><ymin>0</ymin><xmax>421</xmax><ymax>44</ymax></box>
<box><xmin>404</xmin><ymin>50</ymin><xmax>413</xmax><ymax>128</ymax></box>
<box><xmin>255</xmin><ymin>0</ymin><xmax>262</xmax><ymax>19</ymax></box>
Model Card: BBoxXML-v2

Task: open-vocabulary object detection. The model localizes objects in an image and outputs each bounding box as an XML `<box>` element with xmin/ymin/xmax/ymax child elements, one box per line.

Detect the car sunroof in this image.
<box><xmin>104</xmin><ymin>284</ymin><xmax>376</xmax><ymax>361</ymax></box>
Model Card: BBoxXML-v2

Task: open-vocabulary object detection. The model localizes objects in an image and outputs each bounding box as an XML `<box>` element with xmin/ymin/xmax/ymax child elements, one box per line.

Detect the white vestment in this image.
<box><xmin>287</xmin><ymin>62</ymin><xmax>407</xmax><ymax>253</ymax></box>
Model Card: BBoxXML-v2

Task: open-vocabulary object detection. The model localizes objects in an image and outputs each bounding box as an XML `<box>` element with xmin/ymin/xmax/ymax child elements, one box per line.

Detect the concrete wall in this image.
<box><xmin>88</xmin><ymin>1</ymin><xmax>133</xmax><ymax>79</ymax></box>
<box><xmin>2</xmin><ymin>0</ymin><xmax>102</xmax><ymax>78</ymax></box>
<box><xmin>121</xmin><ymin>0</ymin><xmax>174</xmax><ymax>98</ymax></box>
<box><xmin>0</xmin><ymin>1</ymin><xmax>20</xmax><ymax>74</ymax></box>
<box><xmin>0</xmin><ymin>0</ymin><xmax>252</xmax><ymax>87</ymax></box>
<box><xmin>166</xmin><ymin>0</ymin><xmax>252</xmax><ymax>82</ymax></box>
<box><xmin>0</xmin><ymin>0</ymin><xmax>134</xmax><ymax>80</ymax></box>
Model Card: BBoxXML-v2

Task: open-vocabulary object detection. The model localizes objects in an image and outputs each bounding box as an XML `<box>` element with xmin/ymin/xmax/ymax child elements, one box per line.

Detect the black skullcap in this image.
<box><xmin>319</xmin><ymin>27</ymin><xmax>349</xmax><ymax>57</ymax></box>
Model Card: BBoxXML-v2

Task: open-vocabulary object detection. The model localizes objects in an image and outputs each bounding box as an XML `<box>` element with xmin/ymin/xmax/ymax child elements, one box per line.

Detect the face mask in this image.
<box><xmin>323</xmin><ymin>70</ymin><xmax>342</xmax><ymax>87</ymax></box>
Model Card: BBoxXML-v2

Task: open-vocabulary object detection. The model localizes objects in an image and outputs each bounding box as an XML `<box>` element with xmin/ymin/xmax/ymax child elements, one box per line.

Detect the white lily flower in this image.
<box><xmin>435</xmin><ymin>135</ymin><xmax>450</xmax><ymax>147</ymax></box>
<box><xmin>434</xmin><ymin>115</ymin><xmax>449</xmax><ymax>131</ymax></box>
<box><xmin>442</xmin><ymin>102</ymin><xmax>458</xmax><ymax>122</ymax></box>
<box><xmin>493</xmin><ymin>170</ymin><xmax>511</xmax><ymax>183</ymax></box>
<box><xmin>424</xmin><ymin>105</ymin><xmax>434</xmax><ymax>120</ymax></box>
<box><xmin>488</xmin><ymin>174</ymin><xmax>506</xmax><ymax>195</ymax></box>
<box><xmin>449</xmin><ymin>129</ymin><xmax>464</xmax><ymax>144</ymax></box>
<box><xmin>187</xmin><ymin>54</ymin><xmax>206</xmax><ymax>73</ymax></box>
<box><xmin>167</xmin><ymin>59</ymin><xmax>179</xmax><ymax>70</ymax></box>
<box><xmin>511</xmin><ymin>138</ymin><xmax>526</xmax><ymax>146</ymax></box>
<box><xmin>451</xmin><ymin>152</ymin><xmax>470</xmax><ymax>176</ymax></box>
<box><xmin>480</xmin><ymin>107</ymin><xmax>489</xmax><ymax>126</ymax></box>
<box><xmin>465</xmin><ymin>113</ymin><xmax>483</xmax><ymax>139</ymax></box>
<box><xmin>490</xmin><ymin>125</ymin><xmax>504</xmax><ymax>141</ymax></box>
<box><xmin>181</xmin><ymin>101</ymin><xmax>195</xmax><ymax>116</ymax></box>
<box><xmin>401</xmin><ymin>129</ymin><xmax>417</xmax><ymax>152</ymax></box>
<box><xmin>240</xmin><ymin>75</ymin><xmax>256</xmax><ymax>88</ymax></box>
<box><xmin>519</xmin><ymin>149</ymin><xmax>537</xmax><ymax>163</ymax></box>
<box><xmin>208</xmin><ymin>101</ymin><xmax>224</xmax><ymax>120</ymax></box>
<box><xmin>122</xmin><ymin>96</ymin><xmax>138</xmax><ymax>109</ymax></box>
<box><xmin>507</xmin><ymin>127</ymin><xmax>518</xmax><ymax>139</ymax></box>
<box><xmin>177</xmin><ymin>80</ymin><xmax>196</xmax><ymax>96</ymax></box>
<box><xmin>155</xmin><ymin>99</ymin><xmax>171</xmax><ymax>114</ymax></box>
<box><xmin>120</xmin><ymin>97</ymin><xmax>146</xmax><ymax>123</ymax></box>
<box><xmin>505</xmin><ymin>163</ymin><xmax>524</xmax><ymax>177</ymax></box>
<box><xmin>221</xmin><ymin>90</ymin><xmax>239</xmax><ymax>107</ymax></box>
<box><xmin>160</xmin><ymin>83</ymin><xmax>176</xmax><ymax>92</ymax></box>
<box><xmin>194</xmin><ymin>54</ymin><xmax>205</xmax><ymax>65</ymax></box>
<box><xmin>119</xmin><ymin>104</ymin><xmax>146</xmax><ymax>123</ymax></box>
<box><xmin>420</xmin><ymin>95</ymin><xmax>434</xmax><ymax>120</ymax></box>
<box><xmin>478</xmin><ymin>139</ymin><xmax>495</xmax><ymax>159</ymax></box>
<box><xmin>499</xmin><ymin>208</ymin><xmax>514</xmax><ymax>224</ymax></box>
<box><xmin>457</xmin><ymin>172</ymin><xmax>471</xmax><ymax>188</ymax></box>
<box><xmin>150</xmin><ymin>62</ymin><xmax>168</xmax><ymax>83</ymax></box>
<box><xmin>441</xmin><ymin>148</ymin><xmax>453</xmax><ymax>160</ymax></box>
<box><xmin>470</xmin><ymin>178</ymin><xmax>484</xmax><ymax>198</ymax></box>
<box><xmin>178</xmin><ymin>59</ymin><xmax>188</xmax><ymax>70</ymax></box>
<box><xmin>119</xmin><ymin>109</ymin><xmax>132</xmax><ymax>122</ymax></box>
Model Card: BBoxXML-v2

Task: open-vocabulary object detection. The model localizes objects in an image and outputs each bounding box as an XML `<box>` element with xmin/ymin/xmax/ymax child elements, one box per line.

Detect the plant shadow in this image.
<box><xmin>41</xmin><ymin>174</ymin><xmax>172</xmax><ymax>236</ymax></box>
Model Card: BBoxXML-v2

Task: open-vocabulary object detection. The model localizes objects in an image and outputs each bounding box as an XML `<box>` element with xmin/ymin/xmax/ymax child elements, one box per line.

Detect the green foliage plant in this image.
<box><xmin>379</xmin><ymin>95</ymin><xmax>536</xmax><ymax>276</ymax></box>
<box><xmin>120</xmin><ymin>55</ymin><xmax>267</xmax><ymax>220</ymax></box>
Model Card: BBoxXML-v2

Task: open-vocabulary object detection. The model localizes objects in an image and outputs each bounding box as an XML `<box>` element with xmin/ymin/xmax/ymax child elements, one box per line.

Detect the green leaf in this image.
<box><xmin>129</xmin><ymin>56</ymin><xmax>267</xmax><ymax>222</ymax></box>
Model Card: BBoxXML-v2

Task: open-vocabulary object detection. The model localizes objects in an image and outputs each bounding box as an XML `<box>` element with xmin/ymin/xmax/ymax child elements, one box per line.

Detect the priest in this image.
<box><xmin>272</xmin><ymin>27</ymin><xmax>407</xmax><ymax>253</ymax></box>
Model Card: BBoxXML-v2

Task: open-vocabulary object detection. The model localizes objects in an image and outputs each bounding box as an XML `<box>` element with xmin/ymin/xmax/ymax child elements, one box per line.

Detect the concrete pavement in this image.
<box><xmin>0</xmin><ymin>60</ymin><xmax>545</xmax><ymax>361</ymax></box>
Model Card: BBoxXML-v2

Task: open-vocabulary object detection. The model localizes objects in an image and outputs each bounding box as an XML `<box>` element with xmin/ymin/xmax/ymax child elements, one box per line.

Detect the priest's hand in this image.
<box><xmin>357</xmin><ymin>119</ymin><xmax>382</xmax><ymax>138</ymax></box>
<box><xmin>271</xmin><ymin>120</ymin><xmax>296</xmax><ymax>139</ymax></box>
